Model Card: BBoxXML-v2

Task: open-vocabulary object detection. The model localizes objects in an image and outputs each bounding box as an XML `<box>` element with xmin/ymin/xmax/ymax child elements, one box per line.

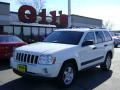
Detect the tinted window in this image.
<box><xmin>83</xmin><ymin>32</ymin><xmax>95</xmax><ymax>43</ymax></box>
<box><xmin>0</xmin><ymin>36</ymin><xmax>23</xmax><ymax>42</ymax></box>
<box><xmin>95</xmin><ymin>31</ymin><xmax>105</xmax><ymax>43</ymax></box>
<box><xmin>103</xmin><ymin>31</ymin><xmax>112</xmax><ymax>41</ymax></box>
<box><xmin>44</xmin><ymin>31</ymin><xmax>84</xmax><ymax>45</ymax></box>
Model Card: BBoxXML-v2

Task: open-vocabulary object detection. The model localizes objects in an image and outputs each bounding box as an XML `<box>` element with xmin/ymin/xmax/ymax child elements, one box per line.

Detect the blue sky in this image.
<box><xmin>0</xmin><ymin>0</ymin><xmax>120</xmax><ymax>30</ymax></box>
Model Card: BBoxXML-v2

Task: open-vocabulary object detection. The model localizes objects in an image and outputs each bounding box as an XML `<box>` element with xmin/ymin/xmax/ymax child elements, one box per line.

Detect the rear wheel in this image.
<box><xmin>57</xmin><ymin>63</ymin><xmax>76</xmax><ymax>87</ymax></box>
<box><xmin>100</xmin><ymin>53</ymin><xmax>112</xmax><ymax>71</ymax></box>
<box><xmin>115</xmin><ymin>44</ymin><xmax>118</xmax><ymax>48</ymax></box>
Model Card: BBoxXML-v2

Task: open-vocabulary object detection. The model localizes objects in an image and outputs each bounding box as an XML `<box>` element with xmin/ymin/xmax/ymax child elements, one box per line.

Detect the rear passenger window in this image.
<box><xmin>103</xmin><ymin>31</ymin><xmax>112</xmax><ymax>41</ymax></box>
<box><xmin>95</xmin><ymin>31</ymin><xmax>105</xmax><ymax>43</ymax></box>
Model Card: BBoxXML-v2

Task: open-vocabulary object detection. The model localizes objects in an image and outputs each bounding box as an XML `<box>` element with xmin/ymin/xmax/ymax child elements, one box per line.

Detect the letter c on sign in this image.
<box><xmin>18</xmin><ymin>5</ymin><xmax>36</xmax><ymax>23</ymax></box>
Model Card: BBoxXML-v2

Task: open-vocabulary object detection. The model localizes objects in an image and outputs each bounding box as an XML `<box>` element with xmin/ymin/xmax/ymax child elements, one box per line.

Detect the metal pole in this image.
<box><xmin>68</xmin><ymin>0</ymin><xmax>71</xmax><ymax>28</ymax></box>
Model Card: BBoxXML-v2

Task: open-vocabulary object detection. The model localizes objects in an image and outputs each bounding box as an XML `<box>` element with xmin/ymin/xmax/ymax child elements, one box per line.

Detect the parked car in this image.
<box><xmin>0</xmin><ymin>35</ymin><xmax>27</xmax><ymax>60</ymax></box>
<box><xmin>111</xmin><ymin>33</ymin><xmax>120</xmax><ymax>47</ymax></box>
<box><xmin>115</xmin><ymin>33</ymin><xmax>120</xmax><ymax>38</ymax></box>
<box><xmin>10</xmin><ymin>29</ymin><xmax>114</xmax><ymax>87</ymax></box>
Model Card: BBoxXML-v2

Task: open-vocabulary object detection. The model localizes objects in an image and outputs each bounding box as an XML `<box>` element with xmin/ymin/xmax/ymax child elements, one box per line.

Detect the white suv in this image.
<box><xmin>10</xmin><ymin>29</ymin><xmax>114</xmax><ymax>87</ymax></box>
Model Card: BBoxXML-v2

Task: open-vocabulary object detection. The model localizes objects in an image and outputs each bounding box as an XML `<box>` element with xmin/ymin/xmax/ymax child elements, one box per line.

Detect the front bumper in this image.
<box><xmin>10</xmin><ymin>57</ymin><xmax>61</xmax><ymax>78</ymax></box>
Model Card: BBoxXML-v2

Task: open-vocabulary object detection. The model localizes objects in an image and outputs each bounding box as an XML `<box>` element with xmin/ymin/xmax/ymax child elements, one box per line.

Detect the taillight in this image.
<box><xmin>0</xmin><ymin>46</ymin><xmax>9</xmax><ymax>52</ymax></box>
<box><xmin>0</xmin><ymin>46</ymin><xmax>5</xmax><ymax>54</ymax></box>
<box><xmin>5</xmin><ymin>46</ymin><xmax>9</xmax><ymax>49</ymax></box>
<box><xmin>0</xmin><ymin>46</ymin><xmax>5</xmax><ymax>51</ymax></box>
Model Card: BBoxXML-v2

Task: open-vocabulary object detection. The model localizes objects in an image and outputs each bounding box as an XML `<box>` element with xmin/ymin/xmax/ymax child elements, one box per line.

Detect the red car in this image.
<box><xmin>0</xmin><ymin>35</ymin><xmax>27</xmax><ymax>60</ymax></box>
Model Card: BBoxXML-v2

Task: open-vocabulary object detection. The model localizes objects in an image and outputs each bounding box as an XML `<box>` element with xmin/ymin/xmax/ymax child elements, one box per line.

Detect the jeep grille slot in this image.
<box><xmin>16</xmin><ymin>53</ymin><xmax>39</xmax><ymax>64</ymax></box>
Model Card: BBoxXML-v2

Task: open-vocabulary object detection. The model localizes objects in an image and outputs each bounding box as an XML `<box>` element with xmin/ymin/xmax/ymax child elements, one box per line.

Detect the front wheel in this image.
<box><xmin>57</xmin><ymin>63</ymin><xmax>76</xmax><ymax>87</ymax></box>
<box><xmin>100</xmin><ymin>53</ymin><xmax>112</xmax><ymax>71</ymax></box>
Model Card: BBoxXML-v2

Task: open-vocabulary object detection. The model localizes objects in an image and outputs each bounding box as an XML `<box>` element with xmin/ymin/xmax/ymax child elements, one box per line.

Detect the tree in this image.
<box><xmin>18</xmin><ymin>0</ymin><xmax>46</xmax><ymax>14</ymax></box>
<box><xmin>103</xmin><ymin>21</ymin><xmax>113</xmax><ymax>30</ymax></box>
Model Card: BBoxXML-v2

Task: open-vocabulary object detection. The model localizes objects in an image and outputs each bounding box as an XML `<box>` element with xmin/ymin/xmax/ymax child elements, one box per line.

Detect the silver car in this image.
<box><xmin>112</xmin><ymin>33</ymin><xmax>120</xmax><ymax>47</ymax></box>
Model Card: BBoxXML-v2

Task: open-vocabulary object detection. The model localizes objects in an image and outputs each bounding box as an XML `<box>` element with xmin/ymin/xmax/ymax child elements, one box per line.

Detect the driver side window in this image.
<box><xmin>82</xmin><ymin>32</ymin><xmax>95</xmax><ymax>46</ymax></box>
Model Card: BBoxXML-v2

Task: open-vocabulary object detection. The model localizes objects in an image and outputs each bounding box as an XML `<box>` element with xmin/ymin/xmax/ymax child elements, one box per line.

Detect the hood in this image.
<box><xmin>16</xmin><ymin>42</ymin><xmax>77</xmax><ymax>54</ymax></box>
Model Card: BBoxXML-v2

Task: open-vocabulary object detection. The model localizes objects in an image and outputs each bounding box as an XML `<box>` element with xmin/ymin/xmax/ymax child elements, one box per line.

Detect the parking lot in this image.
<box><xmin>0</xmin><ymin>48</ymin><xmax>120</xmax><ymax>90</ymax></box>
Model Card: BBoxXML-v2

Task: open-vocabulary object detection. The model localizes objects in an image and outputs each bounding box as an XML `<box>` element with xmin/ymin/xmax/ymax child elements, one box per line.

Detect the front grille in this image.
<box><xmin>16</xmin><ymin>53</ymin><xmax>39</xmax><ymax>64</ymax></box>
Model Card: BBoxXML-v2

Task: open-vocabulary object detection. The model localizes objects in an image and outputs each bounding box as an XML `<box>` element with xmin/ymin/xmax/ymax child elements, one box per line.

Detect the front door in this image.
<box><xmin>79</xmin><ymin>31</ymin><xmax>105</xmax><ymax>69</ymax></box>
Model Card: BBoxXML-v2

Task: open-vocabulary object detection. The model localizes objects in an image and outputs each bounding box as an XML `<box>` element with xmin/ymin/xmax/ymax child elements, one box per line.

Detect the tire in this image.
<box><xmin>114</xmin><ymin>44</ymin><xmax>118</xmax><ymax>48</ymax></box>
<box><xmin>57</xmin><ymin>63</ymin><xmax>76</xmax><ymax>87</ymax></box>
<box><xmin>100</xmin><ymin>53</ymin><xmax>112</xmax><ymax>71</ymax></box>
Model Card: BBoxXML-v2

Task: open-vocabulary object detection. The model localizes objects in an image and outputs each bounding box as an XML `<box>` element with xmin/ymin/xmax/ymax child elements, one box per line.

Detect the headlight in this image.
<box><xmin>38</xmin><ymin>55</ymin><xmax>56</xmax><ymax>65</ymax></box>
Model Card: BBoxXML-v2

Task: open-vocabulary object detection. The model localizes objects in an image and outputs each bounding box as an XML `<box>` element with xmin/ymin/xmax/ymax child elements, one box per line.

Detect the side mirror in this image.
<box><xmin>82</xmin><ymin>40</ymin><xmax>94</xmax><ymax>47</ymax></box>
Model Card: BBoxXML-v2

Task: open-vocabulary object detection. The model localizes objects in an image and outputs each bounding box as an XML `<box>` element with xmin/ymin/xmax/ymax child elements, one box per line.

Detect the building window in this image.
<box><xmin>14</xmin><ymin>26</ymin><xmax>21</xmax><ymax>36</ymax></box>
<box><xmin>0</xmin><ymin>26</ymin><xmax>3</xmax><ymax>33</ymax></box>
<box><xmin>53</xmin><ymin>27</ymin><xmax>56</xmax><ymax>31</ymax></box>
<box><xmin>39</xmin><ymin>27</ymin><xmax>46</xmax><ymax>41</ymax></box>
<box><xmin>32</xmin><ymin>27</ymin><xmax>39</xmax><ymax>42</ymax></box>
<box><xmin>46</xmin><ymin>28</ymin><xmax>53</xmax><ymax>36</ymax></box>
<box><xmin>23</xmin><ymin>27</ymin><xmax>31</xmax><ymax>43</ymax></box>
<box><xmin>3</xmin><ymin>26</ymin><xmax>13</xmax><ymax>34</ymax></box>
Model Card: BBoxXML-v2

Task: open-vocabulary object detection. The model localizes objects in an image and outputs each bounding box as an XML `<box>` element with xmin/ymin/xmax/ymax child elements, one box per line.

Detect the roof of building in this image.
<box><xmin>55</xmin><ymin>28</ymin><xmax>109</xmax><ymax>32</ymax></box>
<box><xmin>71</xmin><ymin>14</ymin><xmax>102</xmax><ymax>21</ymax></box>
<box><xmin>10</xmin><ymin>22</ymin><xmax>56</xmax><ymax>27</ymax></box>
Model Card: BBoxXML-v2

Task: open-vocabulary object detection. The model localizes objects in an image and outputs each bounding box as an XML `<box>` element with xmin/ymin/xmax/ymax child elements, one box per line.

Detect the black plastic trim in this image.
<box><xmin>81</xmin><ymin>56</ymin><xmax>104</xmax><ymax>66</ymax></box>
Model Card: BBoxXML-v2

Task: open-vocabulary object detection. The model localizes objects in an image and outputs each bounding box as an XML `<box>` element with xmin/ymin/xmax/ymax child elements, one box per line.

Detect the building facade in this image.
<box><xmin>0</xmin><ymin>2</ymin><xmax>56</xmax><ymax>43</ymax></box>
<box><xmin>0</xmin><ymin>2</ymin><xmax>10</xmax><ymax>33</ymax></box>
<box><xmin>71</xmin><ymin>15</ymin><xmax>102</xmax><ymax>28</ymax></box>
<box><xmin>56</xmin><ymin>14</ymin><xmax>102</xmax><ymax>28</ymax></box>
<box><xmin>0</xmin><ymin>2</ymin><xmax>103</xmax><ymax>43</ymax></box>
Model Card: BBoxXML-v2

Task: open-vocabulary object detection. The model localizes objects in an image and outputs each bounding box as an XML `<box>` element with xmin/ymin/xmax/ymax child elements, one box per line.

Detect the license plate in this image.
<box><xmin>17</xmin><ymin>64</ymin><xmax>26</xmax><ymax>73</ymax></box>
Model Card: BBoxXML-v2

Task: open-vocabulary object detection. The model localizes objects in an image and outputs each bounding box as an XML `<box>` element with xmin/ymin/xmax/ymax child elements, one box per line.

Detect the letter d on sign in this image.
<box><xmin>18</xmin><ymin>5</ymin><xmax>36</xmax><ymax>23</ymax></box>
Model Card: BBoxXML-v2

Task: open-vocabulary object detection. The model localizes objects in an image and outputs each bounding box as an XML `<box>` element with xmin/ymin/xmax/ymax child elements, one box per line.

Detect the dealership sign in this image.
<box><xmin>18</xmin><ymin>5</ymin><xmax>67</xmax><ymax>26</ymax></box>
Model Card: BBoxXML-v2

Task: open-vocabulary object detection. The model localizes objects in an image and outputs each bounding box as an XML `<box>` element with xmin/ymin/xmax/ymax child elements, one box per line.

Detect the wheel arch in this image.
<box><xmin>58</xmin><ymin>58</ymin><xmax>78</xmax><ymax>77</ymax></box>
<box><xmin>106</xmin><ymin>50</ymin><xmax>113</xmax><ymax>59</ymax></box>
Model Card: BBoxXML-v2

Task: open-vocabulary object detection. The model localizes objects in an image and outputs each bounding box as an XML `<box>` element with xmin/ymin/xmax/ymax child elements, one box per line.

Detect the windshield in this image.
<box><xmin>44</xmin><ymin>31</ymin><xmax>84</xmax><ymax>45</ymax></box>
<box><xmin>0</xmin><ymin>35</ymin><xmax>24</xmax><ymax>42</ymax></box>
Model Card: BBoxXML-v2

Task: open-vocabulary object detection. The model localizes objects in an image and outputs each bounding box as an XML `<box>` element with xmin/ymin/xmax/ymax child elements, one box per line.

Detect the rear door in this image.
<box><xmin>94</xmin><ymin>31</ymin><xmax>106</xmax><ymax>63</ymax></box>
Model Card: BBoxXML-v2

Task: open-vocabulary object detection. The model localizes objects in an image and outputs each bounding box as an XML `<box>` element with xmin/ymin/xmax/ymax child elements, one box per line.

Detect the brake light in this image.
<box><xmin>2</xmin><ymin>46</ymin><xmax>9</xmax><ymax>49</ymax></box>
<box><xmin>0</xmin><ymin>47</ymin><xmax>4</xmax><ymax>53</ymax></box>
<box><xmin>0</xmin><ymin>47</ymin><xmax>4</xmax><ymax>51</ymax></box>
<box><xmin>0</xmin><ymin>46</ymin><xmax>9</xmax><ymax>52</ymax></box>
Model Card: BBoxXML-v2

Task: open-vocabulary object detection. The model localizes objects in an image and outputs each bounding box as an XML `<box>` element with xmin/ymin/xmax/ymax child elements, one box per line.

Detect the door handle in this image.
<box><xmin>92</xmin><ymin>47</ymin><xmax>97</xmax><ymax>50</ymax></box>
<box><xmin>104</xmin><ymin>44</ymin><xmax>108</xmax><ymax>47</ymax></box>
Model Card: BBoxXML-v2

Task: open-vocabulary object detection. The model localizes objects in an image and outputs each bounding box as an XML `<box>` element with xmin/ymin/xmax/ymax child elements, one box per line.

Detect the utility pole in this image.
<box><xmin>68</xmin><ymin>0</ymin><xmax>71</xmax><ymax>28</ymax></box>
